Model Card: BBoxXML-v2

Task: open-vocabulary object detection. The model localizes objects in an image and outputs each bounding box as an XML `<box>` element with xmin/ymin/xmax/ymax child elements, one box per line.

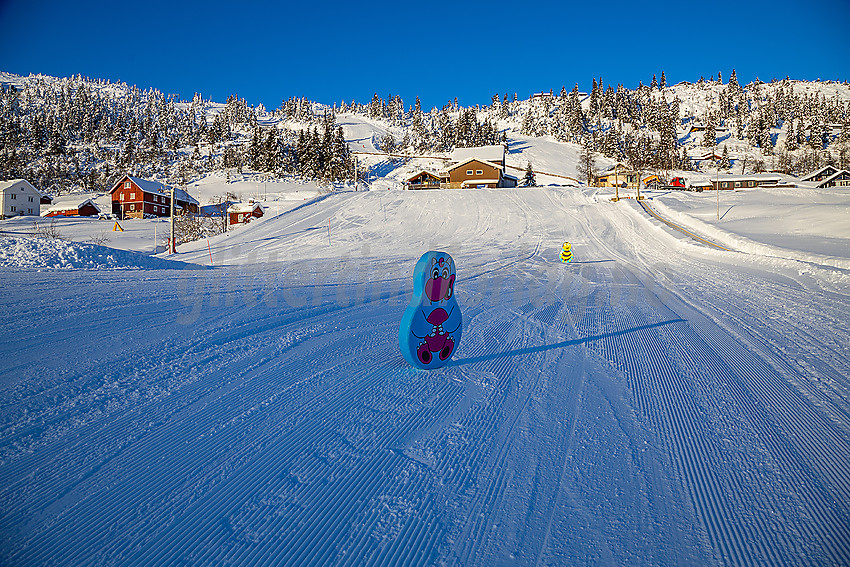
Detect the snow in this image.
<box><xmin>0</xmin><ymin>235</ymin><xmax>194</xmax><ymax>270</ymax></box>
<box><xmin>2</xmin><ymin>174</ymin><xmax>850</xmax><ymax>565</ymax></box>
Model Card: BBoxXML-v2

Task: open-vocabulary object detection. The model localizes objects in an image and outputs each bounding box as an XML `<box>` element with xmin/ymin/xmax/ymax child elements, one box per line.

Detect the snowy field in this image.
<box><xmin>1</xmin><ymin>185</ymin><xmax>849</xmax><ymax>565</ymax></box>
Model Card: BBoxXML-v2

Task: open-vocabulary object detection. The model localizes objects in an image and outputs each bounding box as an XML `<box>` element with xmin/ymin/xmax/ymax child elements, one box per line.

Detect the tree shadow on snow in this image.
<box><xmin>447</xmin><ymin>318</ymin><xmax>685</xmax><ymax>367</ymax></box>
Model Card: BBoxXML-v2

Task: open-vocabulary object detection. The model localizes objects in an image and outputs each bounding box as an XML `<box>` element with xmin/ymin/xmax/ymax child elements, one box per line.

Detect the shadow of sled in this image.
<box><xmin>447</xmin><ymin>319</ymin><xmax>685</xmax><ymax>367</ymax></box>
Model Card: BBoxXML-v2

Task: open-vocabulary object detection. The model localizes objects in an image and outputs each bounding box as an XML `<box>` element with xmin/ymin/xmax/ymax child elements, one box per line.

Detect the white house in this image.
<box><xmin>0</xmin><ymin>179</ymin><xmax>43</xmax><ymax>219</ymax></box>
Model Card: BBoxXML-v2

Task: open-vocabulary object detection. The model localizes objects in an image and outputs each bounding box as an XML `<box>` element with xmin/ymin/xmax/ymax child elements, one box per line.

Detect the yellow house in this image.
<box><xmin>595</xmin><ymin>163</ymin><xmax>639</xmax><ymax>188</ymax></box>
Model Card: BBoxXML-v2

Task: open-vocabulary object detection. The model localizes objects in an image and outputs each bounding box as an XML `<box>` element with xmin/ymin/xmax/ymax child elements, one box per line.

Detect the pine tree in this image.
<box><xmin>522</xmin><ymin>161</ymin><xmax>536</xmax><ymax>187</ymax></box>
<box><xmin>785</xmin><ymin>119</ymin><xmax>798</xmax><ymax>151</ymax></box>
<box><xmin>720</xmin><ymin>145</ymin><xmax>731</xmax><ymax>169</ymax></box>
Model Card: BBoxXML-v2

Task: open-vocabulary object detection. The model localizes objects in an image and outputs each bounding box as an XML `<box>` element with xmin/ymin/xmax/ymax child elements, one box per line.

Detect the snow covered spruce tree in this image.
<box><xmin>522</xmin><ymin>161</ymin><xmax>536</xmax><ymax>187</ymax></box>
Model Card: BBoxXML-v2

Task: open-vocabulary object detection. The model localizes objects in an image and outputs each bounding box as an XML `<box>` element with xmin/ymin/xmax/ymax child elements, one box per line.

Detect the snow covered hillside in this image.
<box><xmin>2</xmin><ymin>187</ymin><xmax>849</xmax><ymax>565</ymax></box>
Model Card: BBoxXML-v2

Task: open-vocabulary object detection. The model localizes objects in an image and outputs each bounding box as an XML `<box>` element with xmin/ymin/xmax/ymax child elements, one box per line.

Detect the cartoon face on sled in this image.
<box><xmin>399</xmin><ymin>251</ymin><xmax>463</xmax><ymax>369</ymax></box>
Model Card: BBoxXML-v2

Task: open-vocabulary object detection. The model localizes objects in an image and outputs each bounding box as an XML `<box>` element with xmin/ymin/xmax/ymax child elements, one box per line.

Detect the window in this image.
<box><xmin>476</xmin><ymin>170</ymin><xmax>483</xmax><ymax>175</ymax></box>
<box><xmin>721</xmin><ymin>182</ymin><xmax>728</xmax><ymax>188</ymax></box>
<box><xmin>735</xmin><ymin>181</ymin><xmax>741</xmax><ymax>188</ymax></box>
<box><xmin>153</xmin><ymin>206</ymin><xmax>158</xmax><ymax>213</ymax></box>
<box><xmin>9</xmin><ymin>193</ymin><xmax>15</xmax><ymax>199</ymax></box>
<box><xmin>466</xmin><ymin>170</ymin><xmax>473</xmax><ymax>175</ymax></box>
<box><xmin>125</xmin><ymin>181</ymin><xmax>131</xmax><ymax>189</ymax></box>
<box><xmin>129</xmin><ymin>204</ymin><xmax>135</xmax><ymax>211</ymax></box>
<box><xmin>120</xmin><ymin>192</ymin><xmax>124</xmax><ymax>200</ymax></box>
<box><xmin>28</xmin><ymin>196</ymin><xmax>34</xmax><ymax>202</ymax></box>
<box><xmin>130</xmin><ymin>192</ymin><xmax>135</xmax><ymax>200</ymax></box>
<box><xmin>28</xmin><ymin>208</ymin><xmax>33</xmax><ymax>214</ymax></box>
<box><xmin>10</xmin><ymin>206</ymin><xmax>16</xmax><ymax>212</ymax></box>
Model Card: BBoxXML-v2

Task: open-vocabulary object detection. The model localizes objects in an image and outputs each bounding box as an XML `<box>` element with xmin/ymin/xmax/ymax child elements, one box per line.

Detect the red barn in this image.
<box><xmin>109</xmin><ymin>175</ymin><xmax>199</xmax><ymax>219</ymax></box>
<box><xmin>42</xmin><ymin>197</ymin><xmax>101</xmax><ymax>217</ymax></box>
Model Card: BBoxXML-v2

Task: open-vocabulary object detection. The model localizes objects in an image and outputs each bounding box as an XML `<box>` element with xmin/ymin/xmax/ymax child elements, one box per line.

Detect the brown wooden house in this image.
<box><xmin>405</xmin><ymin>171</ymin><xmax>441</xmax><ymax>190</ymax></box>
<box><xmin>109</xmin><ymin>175</ymin><xmax>199</xmax><ymax>219</ymax></box>
<box><xmin>442</xmin><ymin>158</ymin><xmax>517</xmax><ymax>189</ymax></box>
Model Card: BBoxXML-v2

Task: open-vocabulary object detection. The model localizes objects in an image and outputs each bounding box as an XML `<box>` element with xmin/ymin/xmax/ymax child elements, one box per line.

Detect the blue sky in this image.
<box><xmin>1</xmin><ymin>0</ymin><xmax>848</xmax><ymax>111</ymax></box>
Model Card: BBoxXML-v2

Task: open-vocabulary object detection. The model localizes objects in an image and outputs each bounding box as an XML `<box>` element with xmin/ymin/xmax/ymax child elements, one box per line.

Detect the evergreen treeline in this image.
<box><xmin>1</xmin><ymin>72</ymin><xmax>849</xmax><ymax>196</ymax></box>
<box><xmin>0</xmin><ymin>75</ymin><xmax>353</xmax><ymax>195</ymax></box>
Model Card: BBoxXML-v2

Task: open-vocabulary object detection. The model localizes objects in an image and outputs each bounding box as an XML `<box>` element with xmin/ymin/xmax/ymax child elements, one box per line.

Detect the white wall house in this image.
<box><xmin>0</xmin><ymin>179</ymin><xmax>43</xmax><ymax>219</ymax></box>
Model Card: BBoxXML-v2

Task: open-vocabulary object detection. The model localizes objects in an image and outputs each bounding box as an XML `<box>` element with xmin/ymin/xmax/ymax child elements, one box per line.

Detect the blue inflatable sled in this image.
<box><xmin>399</xmin><ymin>251</ymin><xmax>463</xmax><ymax>369</ymax></box>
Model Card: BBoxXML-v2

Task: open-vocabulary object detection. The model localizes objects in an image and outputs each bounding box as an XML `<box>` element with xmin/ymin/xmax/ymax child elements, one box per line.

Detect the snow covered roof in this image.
<box><xmin>450</xmin><ymin>145</ymin><xmax>505</xmax><ymax>165</ymax></box>
<box><xmin>445</xmin><ymin>157</ymin><xmax>504</xmax><ymax>173</ymax></box>
<box><xmin>406</xmin><ymin>170</ymin><xmax>441</xmax><ymax>182</ymax></box>
<box><xmin>818</xmin><ymin>169</ymin><xmax>850</xmax><ymax>186</ymax></box>
<box><xmin>712</xmin><ymin>173</ymin><xmax>783</xmax><ymax>182</ymax></box>
<box><xmin>597</xmin><ymin>163</ymin><xmax>633</xmax><ymax>175</ymax></box>
<box><xmin>111</xmin><ymin>176</ymin><xmax>200</xmax><ymax>205</ymax></box>
<box><xmin>199</xmin><ymin>201</ymin><xmax>237</xmax><ymax>217</ymax></box>
<box><xmin>227</xmin><ymin>202</ymin><xmax>264</xmax><ymax>214</ymax></box>
<box><xmin>0</xmin><ymin>179</ymin><xmax>41</xmax><ymax>194</ymax></box>
<box><xmin>801</xmin><ymin>165</ymin><xmax>840</xmax><ymax>182</ymax></box>
<box><xmin>43</xmin><ymin>197</ymin><xmax>100</xmax><ymax>214</ymax></box>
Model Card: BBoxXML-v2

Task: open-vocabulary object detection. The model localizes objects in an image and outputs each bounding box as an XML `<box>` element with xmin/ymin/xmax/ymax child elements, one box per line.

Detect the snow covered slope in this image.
<box><xmin>1</xmin><ymin>188</ymin><xmax>849</xmax><ymax>565</ymax></box>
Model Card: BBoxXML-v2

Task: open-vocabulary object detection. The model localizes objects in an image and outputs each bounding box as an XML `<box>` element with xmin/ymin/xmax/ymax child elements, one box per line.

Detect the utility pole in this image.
<box><xmin>715</xmin><ymin>144</ymin><xmax>720</xmax><ymax>221</ymax></box>
<box><xmin>354</xmin><ymin>154</ymin><xmax>358</xmax><ymax>190</ymax></box>
<box><xmin>614</xmin><ymin>165</ymin><xmax>619</xmax><ymax>201</ymax></box>
<box><xmin>170</xmin><ymin>183</ymin><xmax>176</xmax><ymax>253</ymax></box>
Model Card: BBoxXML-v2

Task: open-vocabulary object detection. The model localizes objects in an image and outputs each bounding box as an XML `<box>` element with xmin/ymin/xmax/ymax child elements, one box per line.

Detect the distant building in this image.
<box><xmin>109</xmin><ymin>175</ymin><xmax>199</xmax><ymax>219</ymax></box>
<box><xmin>440</xmin><ymin>145</ymin><xmax>517</xmax><ymax>189</ymax></box>
<box><xmin>404</xmin><ymin>171</ymin><xmax>441</xmax><ymax>190</ymax></box>
<box><xmin>449</xmin><ymin>145</ymin><xmax>506</xmax><ymax>169</ymax></box>
<box><xmin>803</xmin><ymin>168</ymin><xmax>850</xmax><ymax>188</ymax></box>
<box><xmin>0</xmin><ymin>179</ymin><xmax>43</xmax><ymax>219</ymax></box>
<box><xmin>228</xmin><ymin>201</ymin><xmax>264</xmax><ymax>225</ymax></box>
<box><xmin>690</xmin><ymin>173</ymin><xmax>784</xmax><ymax>190</ymax></box>
<box><xmin>801</xmin><ymin>165</ymin><xmax>842</xmax><ymax>184</ymax></box>
<box><xmin>42</xmin><ymin>196</ymin><xmax>101</xmax><ymax>217</ymax></box>
<box><xmin>594</xmin><ymin>163</ymin><xmax>639</xmax><ymax>188</ymax></box>
<box><xmin>199</xmin><ymin>200</ymin><xmax>238</xmax><ymax>217</ymax></box>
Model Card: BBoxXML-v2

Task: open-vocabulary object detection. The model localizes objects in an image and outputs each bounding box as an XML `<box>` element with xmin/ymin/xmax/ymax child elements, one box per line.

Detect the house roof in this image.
<box><xmin>199</xmin><ymin>201</ymin><xmax>237</xmax><ymax>217</ymax></box>
<box><xmin>44</xmin><ymin>197</ymin><xmax>101</xmax><ymax>214</ymax></box>
<box><xmin>445</xmin><ymin>157</ymin><xmax>504</xmax><ymax>173</ymax></box>
<box><xmin>406</xmin><ymin>170</ymin><xmax>441</xmax><ymax>182</ymax></box>
<box><xmin>111</xmin><ymin>175</ymin><xmax>199</xmax><ymax>205</ymax></box>
<box><xmin>227</xmin><ymin>202</ymin><xmax>264</xmax><ymax>214</ymax></box>
<box><xmin>597</xmin><ymin>163</ymin><xmax>634</xmax><ymax>176</ymax></box>
<box><xmin>0</xmin><ymin>179</ymin><xmax>42</xmax><ymax>194</ymax></box>
<box><xmin>450</xmin><ymin>145</ymin><xmax>505</xmax><ymax>165</ymax></box>
<box><xmin>801</xmin><ymin>165</ymin><xmax>840</xmax><ymax>181</ymax></box>
<box><xmin>817</xmin><ymin>169</ymin><xmax>850</xmax><ymax>186</ymax></box>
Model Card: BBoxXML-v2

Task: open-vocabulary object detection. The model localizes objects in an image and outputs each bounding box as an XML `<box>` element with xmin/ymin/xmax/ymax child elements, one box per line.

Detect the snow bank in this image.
<box><xmin>648</xmin><ymin>196</ymin><xmax>850</xmax><ymax>270</ymax></box>
<box><xmin>0</xmin><ymin>236</ymin><xmax>196</xmax><ymax>271</ymax></box>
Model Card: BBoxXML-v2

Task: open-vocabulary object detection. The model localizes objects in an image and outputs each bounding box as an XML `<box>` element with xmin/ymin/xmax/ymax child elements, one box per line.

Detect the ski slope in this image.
<box><xmin>1</xmin><ymin>188</ymin><xmax>849</xmax><ymax>565</ymax></box>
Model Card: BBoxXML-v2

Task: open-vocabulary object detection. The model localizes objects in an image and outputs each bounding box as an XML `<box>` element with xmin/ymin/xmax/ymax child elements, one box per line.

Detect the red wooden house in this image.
<box><xmin>227</xmin><ymin>201</ymin><xmax>264</xmax><ymax>225</ymax></box>
<box><xmin>108</xmin><ymin>175</ymin><xmax>199</xmax><ymax>219</ymax></box>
